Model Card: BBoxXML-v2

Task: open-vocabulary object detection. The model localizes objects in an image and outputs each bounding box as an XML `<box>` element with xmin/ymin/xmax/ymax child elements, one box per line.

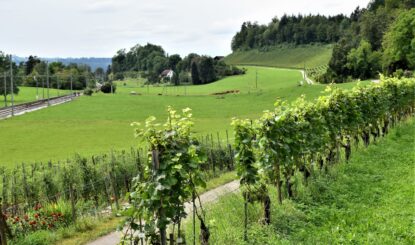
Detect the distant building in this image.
<box><xmin>214</xmin><ymin>56</ymin><xmax>225</xmax><ymax>61</ymax></box>
<box><xmin>95</xmin><ymin>82</ymin><xmax>103</xmax><ymax>89</ymax></box>
<box><xmin>160</xmin><ymin>69</ymin><xmax>174</xmax><ymax>80</ymax></box>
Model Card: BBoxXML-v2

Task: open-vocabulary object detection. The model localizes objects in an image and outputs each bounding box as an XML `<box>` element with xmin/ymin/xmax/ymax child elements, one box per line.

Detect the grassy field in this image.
<box><xmin>0</xmin><ymin>67</ymin><xmax>368</xmax><ymax>166</ymax></box>
<box><xmin>225</xmin><ymin>44</ymin><xmax>332</xmax><ymax>69</ymax></box>
<box><xmin>184</xmin><ymin>119</ymin><xmax>415</xmax><ymax>244</ymax></box>
<box><xmin>1</xmin><ymin>86</ymin><xmax>71</xmax><ymax>108</ymax></box>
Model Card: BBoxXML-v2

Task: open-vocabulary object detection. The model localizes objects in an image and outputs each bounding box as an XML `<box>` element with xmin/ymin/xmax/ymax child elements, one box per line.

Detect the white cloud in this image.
<box><xmin>0</xmin><ymin>0</ymin><xmax>371</xmax><ymax>57</ymax></box>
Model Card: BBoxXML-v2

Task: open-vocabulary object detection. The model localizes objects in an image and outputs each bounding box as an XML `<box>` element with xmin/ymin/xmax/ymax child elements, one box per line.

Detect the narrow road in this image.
<box><xmin>87</xmin><ymin>180</ymin><xmax>240</xmax><ymax>245</ymax></box>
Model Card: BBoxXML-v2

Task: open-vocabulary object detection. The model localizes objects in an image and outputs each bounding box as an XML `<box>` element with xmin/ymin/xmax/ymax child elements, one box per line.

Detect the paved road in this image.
<box><xmin>88</xmin><ymin>180</ymin><xmax>240</xmax><ymax>245</ymax></box>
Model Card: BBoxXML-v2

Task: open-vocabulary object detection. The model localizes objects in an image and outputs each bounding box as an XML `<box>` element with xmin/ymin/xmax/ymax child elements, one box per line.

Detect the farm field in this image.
<box><xmin>0</xmin><ymin>86</ymin><xmax>71</xmax><ymax>108</ymax></box>
<box><xmin>184</xmin><ymin>119</ymin><xmax>415</xmax><ymax>244</ymax></box>
<box><xmin>0</xmin><ymin>66</ymin><xmax>369</xmax><ymax>166</ymax></box>
<box><xmin>224</xmin><ymin>44</ymin><xmax>333</xmax><ymax>69</ymax></box>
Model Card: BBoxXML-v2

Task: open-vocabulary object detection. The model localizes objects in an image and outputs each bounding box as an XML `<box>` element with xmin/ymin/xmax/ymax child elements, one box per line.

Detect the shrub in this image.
<box><xmin>83</xmin><ymin>88</ymin><xmax>93</xmax><ymax>96</ymax></box>
<box><xmin>101</xmin><ymin>82</ymin><xmax>116</xmax><ymax>93</ymax></box>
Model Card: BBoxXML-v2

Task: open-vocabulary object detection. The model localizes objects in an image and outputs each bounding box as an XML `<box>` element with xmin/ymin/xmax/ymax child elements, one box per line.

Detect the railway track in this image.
<box><xmin>0</xmin><ymin>93</ymin><xmax>79</xmax><ymax>120</ymax></box>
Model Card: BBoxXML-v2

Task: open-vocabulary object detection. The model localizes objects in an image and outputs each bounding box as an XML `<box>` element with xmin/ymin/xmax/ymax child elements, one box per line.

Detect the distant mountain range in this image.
<box><xmin>13</xmin><ymin>56</ymin><xmax>112</xmax><ymax>71</ymax></box>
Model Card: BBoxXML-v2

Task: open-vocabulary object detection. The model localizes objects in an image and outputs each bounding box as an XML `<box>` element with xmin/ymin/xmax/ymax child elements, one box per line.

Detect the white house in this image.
<box><xmin>160</xmin><ymin>69</ymin><xmax>174</xmax><ymax>80</ymax></box>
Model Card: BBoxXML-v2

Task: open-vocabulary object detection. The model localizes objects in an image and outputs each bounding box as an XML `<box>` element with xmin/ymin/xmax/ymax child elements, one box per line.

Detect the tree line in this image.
<box><xmin>230</xmin><ymin>0</ymin><xmax>415</xmax><ymax>82</ymax></box>
<box><xmin>111</xmin><ymin>43</ymin><xmax>244</xmax><ymax>85</ymax></box>
<box><xmin>0</xmin><ymin>52</ymin><xmax>107</xmax><ymax>93</ymax></box>
<box><xmin>231</xmin><ymin>14</ymin><xmax>348</xmax><ymax>51</ymax></box>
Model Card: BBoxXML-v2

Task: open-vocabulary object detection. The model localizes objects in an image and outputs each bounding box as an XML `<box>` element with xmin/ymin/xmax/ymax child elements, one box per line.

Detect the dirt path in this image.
<box><xmin>300</xmin><ymin>70</ymin><xmax>314</xmax><ymax>85</ymax></box>
<box><xmin>87</xmin><ymin>180</ymin><xmax>240</xmax><ymax>245</ymax></box>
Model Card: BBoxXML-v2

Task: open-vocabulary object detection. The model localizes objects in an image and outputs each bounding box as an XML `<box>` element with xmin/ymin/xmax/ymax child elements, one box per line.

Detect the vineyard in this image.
<box><xmin>0</xmin><ymin>75</ymin><xmax>413</xmax><ymax>244</ymax></box>
<box><xmin>231</xmin><ymin>76</ymin><xmax>414</xmax><ymax>243</ymax></box>
<box><xmin>113</xmin><ymin>76</ymin><xmax>412</xmax><ymax>244</ymax></box>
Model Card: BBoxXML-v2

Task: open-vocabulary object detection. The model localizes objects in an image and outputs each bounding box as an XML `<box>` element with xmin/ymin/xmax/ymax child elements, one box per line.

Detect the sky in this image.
<box><xmin>0</xmin><ymin>0</ymin><xmax>371</xmax><ymax>58</ymax></box>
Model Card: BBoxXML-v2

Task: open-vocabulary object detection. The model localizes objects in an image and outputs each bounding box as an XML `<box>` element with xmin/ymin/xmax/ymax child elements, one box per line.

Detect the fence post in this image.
<box><xmin>104</xmin><ymin>176</ymin><xmax>112</xmax><ymax>211</ymax></box>
<box><xmin>11</xmin><ymin>171</ymin><xmax>17</xmax><ymax>216</ymax></box>
<box><xmin>0</xmin><ymin>201</ymin><xmax>13</xmax><ymax>245</ymax></box>
<box><xmin>244</xmin><ymin>192</ymin><xmax>248</xmax><ymax>242</ymax></box>
<box><xmin>69</xmin><ymin>179</ymin><xmax>77</xmax><ymax>223</ymax></box>
<box><xmin>21</xmin><ymin>163</ymin><xmax>30</xmax><ymax>208</ymax></box>
<box><xmin>169</xmin><ymin>233</ymin><xmax>174</xmax><ymax>245</ymax></box>
<box><xmin>109</xmin><ymin>153</ymin><xmax>120</xmax><ymax>210</ymax></box>
<box><xmin>3</xmin><ymin>73</ymin><xmax>6</xmax><ymax>107</ymax></box>
<box><xmin>192</xmin><ymin>192</ymin><xmax>196</xmax><ymax>245</ymax></box>
<box><xmin>1</xmin><ymin>169</ymin><xmax>7</xmax><ymax>213</ymax></box>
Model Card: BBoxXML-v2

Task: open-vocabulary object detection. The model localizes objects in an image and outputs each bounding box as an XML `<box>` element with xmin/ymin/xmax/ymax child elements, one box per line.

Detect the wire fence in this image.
<box><xmin>0</xmin><ymin>131</ymin><xmax>237</xmax><ymax>243</ymax></box>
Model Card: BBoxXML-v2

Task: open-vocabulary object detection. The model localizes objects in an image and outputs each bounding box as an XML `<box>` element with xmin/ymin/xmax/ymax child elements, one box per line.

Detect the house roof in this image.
<box><xmin>160</xmin><ymin>69</ymin><xmax>173</xmax><ymax>76</ymax></box>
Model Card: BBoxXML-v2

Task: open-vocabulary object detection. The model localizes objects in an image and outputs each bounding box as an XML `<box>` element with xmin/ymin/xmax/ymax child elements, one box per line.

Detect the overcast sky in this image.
<box><xmin>0</xmin><ymin>0</ymin><xmax>370</xmax><ymax>58</ymax></box>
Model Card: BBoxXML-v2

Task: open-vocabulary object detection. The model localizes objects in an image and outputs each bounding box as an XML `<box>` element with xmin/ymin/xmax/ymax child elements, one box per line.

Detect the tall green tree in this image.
<box><xmin>382</xmin><ymin>9</ymin><xmax>415</xmax><ymax>73</ymax></box>
<box><xmin>191</xmin><ymin>61</ymin><xmax>201</xmax><ymax>85</ymax></box>
<box><xmin>198</xmin><ymin>56</ymin><xmax>216</xmax><ymax>84</ymax></box>
<box><xmin>24</xmin><ymin>56</ymin><xmax>41</xmax><ymax>75</ymax></box>
<box><xmin>346</xmin><ymin>40</ymin><xmax>381</xmax><ymax>79</ymax></box>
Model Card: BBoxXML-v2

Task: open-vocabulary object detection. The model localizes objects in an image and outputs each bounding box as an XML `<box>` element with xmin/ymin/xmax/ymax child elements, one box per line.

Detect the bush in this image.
<box><xmin>179</xmin><ymin>71</ymin><xmax>191</xmax><ymax>84</ymax></box>
<box><xmin>113</xmin><ymin>73</ymin><xmax>124</xmax><ymax>81</ymax></box>
<box><xmin>393</xmin><ymin>69</ymin><xmax>404</xmax><ymax>78</ymax></box>
<box><xmin>403</xmin><ymin>70</ymin><xmax>413</xmax><ymax>78</ymax></box>
<box><xmin>100</xmin><ymin>82</ymin><xmax>116</xmax><ymax>93</ymax></box>
<box><xmin>83</xmin><ymin>88</ymin><xmax>93</xmax><ymax>96</ymax></box>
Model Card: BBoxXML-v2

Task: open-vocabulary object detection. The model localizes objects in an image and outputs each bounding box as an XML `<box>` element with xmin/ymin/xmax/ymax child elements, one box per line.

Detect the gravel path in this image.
<box><xmin>87</xmin><ymin>180</ymin><xmax>240</xmax><ymax>245</ymax></box>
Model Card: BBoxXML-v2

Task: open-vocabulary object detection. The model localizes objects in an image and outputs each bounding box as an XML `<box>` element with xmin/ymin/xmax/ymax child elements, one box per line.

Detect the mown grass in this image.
<box><xmin>0</xmin><ymin>67</ymin><xmax>368</xmax><ymax>166</ymax></box>
<box><xmin>184</xmin><ymin>119</ymin><xmax>415</xmax><ymax>244</ymax></box>
<box><xmin>1</xmin><ymin>87</ymin><xmax>71</xmax><ymax>108</ymax></box>
<box><xmin>224</xmin><ymin>44</ymin><xmax>333</xmax><ymax>69</ymax></box>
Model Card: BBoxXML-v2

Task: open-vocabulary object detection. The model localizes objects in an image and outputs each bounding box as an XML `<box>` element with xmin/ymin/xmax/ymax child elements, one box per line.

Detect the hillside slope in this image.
<box><xmin>225</xmin><ymin>44</ymin><xmax>332</xmax><ymax>69</ymax></box>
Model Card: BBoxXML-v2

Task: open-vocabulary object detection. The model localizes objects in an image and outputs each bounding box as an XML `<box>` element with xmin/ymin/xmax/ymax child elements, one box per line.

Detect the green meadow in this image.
<box><xmin>0</xmin><ymin>67</ymin><xmax>368</xmax><ymax>166</ymax></box>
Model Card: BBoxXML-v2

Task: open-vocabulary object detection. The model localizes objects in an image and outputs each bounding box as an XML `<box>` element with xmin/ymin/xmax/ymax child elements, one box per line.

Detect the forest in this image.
<box><xmin>230</xmin><ymin>0</ymin><xmax>415</xmax><ymax>82</ymax></box>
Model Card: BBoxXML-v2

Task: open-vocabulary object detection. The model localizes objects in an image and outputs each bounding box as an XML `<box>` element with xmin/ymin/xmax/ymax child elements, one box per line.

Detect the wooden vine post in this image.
<box><xmin>152</xmin><ymin>150</ymin><xmax>166</xmax><ymax>245</ymax></box>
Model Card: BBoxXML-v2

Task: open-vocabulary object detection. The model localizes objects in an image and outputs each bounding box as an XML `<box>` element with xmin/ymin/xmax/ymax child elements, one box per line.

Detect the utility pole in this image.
<box><xmin>42</xmin><ymin>77</ymin><xmax>45</xmax><ymax>99</ymax></box>
<box><xmin>46</xmin><ymin>62</ymin><xmax>50</xmax><ymax>106</ymax></box>
<box><xmin>10</xmin><ymin>55</ymin><xmax>14</xmax><ymax>116</ymax></box>
<box><xmin>57</xmin><ymin>76</ymin><xmax>60</xmax><ymax>96</ymax></box>
<box><xmin>70</xmin><ymin>75</ymin><xmax>73</xmax><ymax>99</ymax></box>
<box><xmin>35</xmin><ymin>76</ymin><xmax>39</xmax><ymax>100</ymax></box>
<box><xmin>3</xmin><ymin>73</ymin><xmax>6</xmax><ymax>107</ymax></box>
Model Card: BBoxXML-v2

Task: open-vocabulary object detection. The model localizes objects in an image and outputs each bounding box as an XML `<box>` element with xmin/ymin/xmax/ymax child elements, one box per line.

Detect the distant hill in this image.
<box><xmin>224</xmin><ymin>44</ymin><xmax>332</xmax><ymax>69</ymax></box>
<box><xmin>13</xmin><ymin>56</ymin><xmax>111</xmax><ymax>71</ymax></box>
